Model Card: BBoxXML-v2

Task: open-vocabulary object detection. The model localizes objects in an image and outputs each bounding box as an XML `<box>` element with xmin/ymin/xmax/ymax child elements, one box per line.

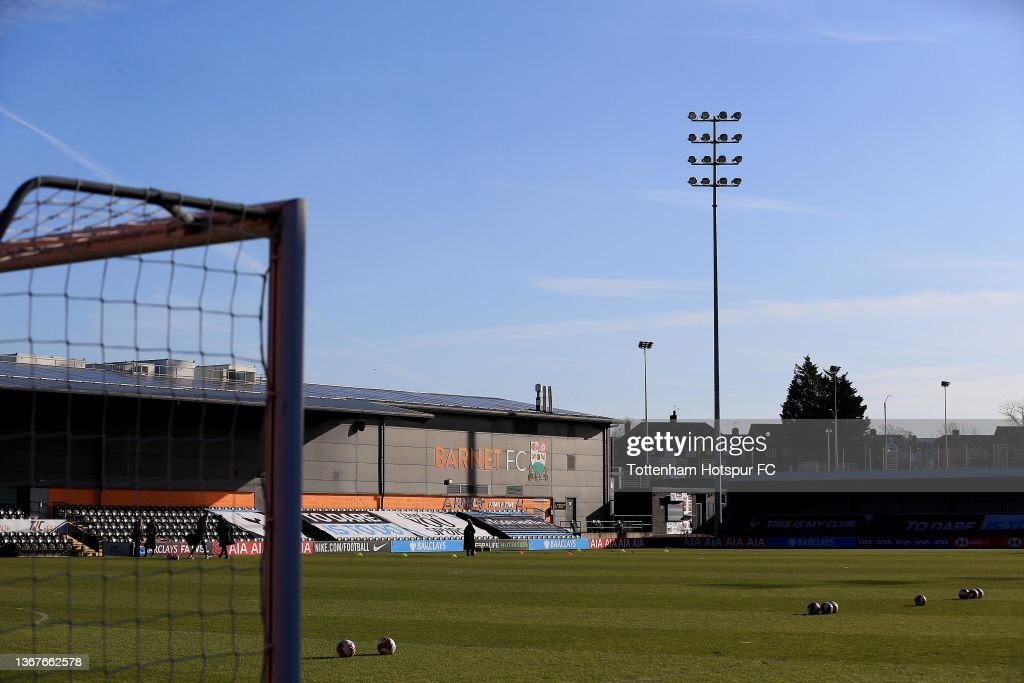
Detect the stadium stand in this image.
<box><xmin>55</xmin><ymin>505</ymin><xmax>261</xmax><ymax>546</ymax></box>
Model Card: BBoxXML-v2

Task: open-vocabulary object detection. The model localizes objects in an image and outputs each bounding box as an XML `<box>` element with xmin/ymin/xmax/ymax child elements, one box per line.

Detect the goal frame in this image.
<box><xmin>0</xmin><ymin>176</ymin><xmax>305</xmax><ymax>683</ymax></box>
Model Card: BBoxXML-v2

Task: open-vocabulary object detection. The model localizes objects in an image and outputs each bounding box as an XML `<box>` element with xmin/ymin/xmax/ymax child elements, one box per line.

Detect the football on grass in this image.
<box><xmin>975</xmin><ymin>587</ymin><xmax>984</xmax><ymax>599</ymax></box>
<box><xmin>958</xmin><ymin>587</ymin><xmax>970</xmax><ymax>600</ymax></box>
<box><xmin>820</xmin><ymin>601</ymin><xmax>834</xmax><ymax>615</ymax></box>
<box><xmin>377</xmin><ymin>637</ymin><xmax>397</xmax><ymax>655</ymax></box>
<box><xmin>914</xmin><ymin>594</ymin><xmax>927</xmax><ymax>606</ymax></box>
<box><xmin>806</xmin><ymin>602</ymin><xmax>821</xmax><ymax>615</ymax></box>
<box><xmin>336</xmin><ymin>640</ymin><xmax>356</xmax><ymax>658</ymax></box>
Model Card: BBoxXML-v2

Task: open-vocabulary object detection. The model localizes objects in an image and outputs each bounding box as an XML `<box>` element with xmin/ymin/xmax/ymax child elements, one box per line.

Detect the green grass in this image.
<box><xmin>1</xmin><ymin>550</ymin><xmax>1023</xmax><ymax>681</ymax></box>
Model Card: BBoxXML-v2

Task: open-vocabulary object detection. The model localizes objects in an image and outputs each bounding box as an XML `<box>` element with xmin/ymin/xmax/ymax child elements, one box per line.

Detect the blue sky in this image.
<box><xmin>1</xmin><ymin>0</ymin><xmax>1022</xmax><ymax>421</ymax></box>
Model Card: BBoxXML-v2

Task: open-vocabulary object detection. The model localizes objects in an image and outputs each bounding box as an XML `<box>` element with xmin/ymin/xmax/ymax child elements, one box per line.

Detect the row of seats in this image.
<box><xmin>56</xmin><ymin>505</ymin><xmax>261</xmax><ymax>543</ymax></box>
<box><xmin>0</xmin><ymin>531</ymin><xmax>72</xmax><ymax>556</ymax></box>
<box><xmin>0</xmin><ymin>506</ymin><xmax>26</xmax><ymax>519</ymax></box>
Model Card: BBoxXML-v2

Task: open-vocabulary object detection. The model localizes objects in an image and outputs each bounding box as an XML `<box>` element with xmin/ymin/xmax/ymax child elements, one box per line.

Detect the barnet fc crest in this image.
<box><xmin>528</xmin><ymin>441</ymin><xmax>548</xmax><ymax>482</ymax></box>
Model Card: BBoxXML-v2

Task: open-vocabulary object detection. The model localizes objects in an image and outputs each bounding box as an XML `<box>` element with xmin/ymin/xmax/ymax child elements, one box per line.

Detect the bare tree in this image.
<box><xmin>931</xmin><ymin>421</ymin><xmax>979</xmax><ymax>438</ymax></box>
<box><xmin>999</xmin><ymin>399</ymin><xmax>1024</xmax><ymax>427</ymax></box>
<box><xmin>882</xmin><ymin>424</ymin><xmax>916</xmax><ymax>439</ymax></box>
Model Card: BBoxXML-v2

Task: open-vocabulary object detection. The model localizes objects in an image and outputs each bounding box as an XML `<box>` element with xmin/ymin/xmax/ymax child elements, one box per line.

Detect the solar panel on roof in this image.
<box><xmin>0</xmin><ymin>360</ymin><xmax>607</xmax><ymax>420</ymax></box>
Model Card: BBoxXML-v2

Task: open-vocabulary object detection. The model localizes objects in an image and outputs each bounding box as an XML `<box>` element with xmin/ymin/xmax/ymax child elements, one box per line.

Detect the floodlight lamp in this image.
<box><xmin>732</xmin><ymin>134</ymin><xmax>743</xmax><ymax>142</ymax></box>
<box><xmin>718</xmin><ymin>133</ymin><xmax>728</xmax><ymax>142</ymax></box>
<box><xmin>702</xmin><ymin>155</ymin><xmax>712</xmax><ymax>163</ymax></box>
<box><xmin>732</xmin><ymin>112</ymin><xmax>742</xmax><ymax>120</ymax></box>
<box><xmin>732</xmin><ymin>178</ymin><xmax>742</xmax><ymax>186</ymax></box>
<box><xmin>941</xmin><ymin>380</ymin><xmax>950</xmax><ymax>388</ymax></box>
<box><xmin>701</xmin><ymin>133</ymin><xmax>711</xmax><ymax>141</ymax></box>
<box><xmin>701</xmin><ymin>111</ymin><xmax>710</xmax><ymax>119</ymax></box>
<box><xmin>688</xmin><ymin>177</ymin><xmax>698</xmax><ymax>185</ymax></box>
<box><xmin>718</xmin><ymin>178</ymin><xmax>728</xmax><ymax>186</ymax></box>
<box><xmin>688</xmin><ymin>112</ymin><xmax>697</xmax><ymax>120</ymax></box>
<box><xmin>688</xmin><ymin>133</ymin><xmax>697</xmax><ymax>142</ymax></box>
<box><xmin>733</xmin><ymin>155</ymin><xmax>743</xmax><ymax>163</ymax></box>
<box><xmin>687</xmin><ymin>155</ymin><xmax>697</xmax><ymax>164</ymax></box>
<box><xmin>716</xmin><ymin>155</ymin><xmax>726</xmax><ymax>163</ymax></box>
<box><xmin>701</xmin><ymin>178</ymin><xmax>711</xmax><ymax>185</ymax></box>
<box><xmin>718</xmin><ymin>111</ymin><xmax>728</xmax><ymax>120</ymax></box>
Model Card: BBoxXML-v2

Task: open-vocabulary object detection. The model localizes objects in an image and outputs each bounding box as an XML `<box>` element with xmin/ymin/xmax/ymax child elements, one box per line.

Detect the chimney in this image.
<box><xmin>535</xmin><ymin>384</ymin><xmax>542</xmax><ymax>412</ymax></box>
<box><xmin>669</xmin><ymin>410</ymin><xmax>677</xmax><ymax>422</ymax></box>
<box><xmin>731</xmin><ymin>427</ymin><xmax>740</xmax><ymax>436</ymax></box>
<box><xmin>546</xmin><ymin>386</ymin><xmax>553</xmax><ymax>413</ymax></box>
<box><xmin>541</xmin><ymin>385</ymin><xmax>548</xmax><ymax>413</ymax></box>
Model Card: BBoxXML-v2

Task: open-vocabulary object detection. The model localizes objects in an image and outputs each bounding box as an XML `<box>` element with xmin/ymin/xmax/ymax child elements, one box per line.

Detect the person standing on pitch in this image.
<box><xmin>216</xmin><ymin>515</ymin><xmax>235</xmax><ymax>559</ymax></box>
<box><xmin>132</xmin><ymin>518</ymin><xmax>144</xmax><ymax>557</ymax></box>
<box><xmin>144</xmin><ymin>519</ymin><xmax>157</xmax><ymax>557</ymax></box>
<box><xmin>187</xmin><ymin>510</ymin><xmax>210</xmax><ymax>559</ymax></box>
<box><xmin>463</xmin><ymin>519</ymin><xmax>476</xmax><ymax>557</ymax></box>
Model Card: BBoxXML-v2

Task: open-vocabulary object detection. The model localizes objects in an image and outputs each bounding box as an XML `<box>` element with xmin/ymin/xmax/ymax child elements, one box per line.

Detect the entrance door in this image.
<box><xmin>566</xmin><ymin>497</ymin><xmax>577</xmax><ymax>532</ymax></box>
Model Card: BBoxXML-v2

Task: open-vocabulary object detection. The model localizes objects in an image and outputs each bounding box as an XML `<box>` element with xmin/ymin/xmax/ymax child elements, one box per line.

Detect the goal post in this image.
<box><xmin>0</xmin><ymin>176</ymin><xmax>305</xmax><ymax>682</ymax></box>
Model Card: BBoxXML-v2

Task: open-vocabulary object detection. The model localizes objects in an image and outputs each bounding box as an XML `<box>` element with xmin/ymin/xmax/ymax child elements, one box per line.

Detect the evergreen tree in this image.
<box><xmin>780</xmin><ymin>356</ymin><xmax>867</xmax><ymax>421</ymax></box>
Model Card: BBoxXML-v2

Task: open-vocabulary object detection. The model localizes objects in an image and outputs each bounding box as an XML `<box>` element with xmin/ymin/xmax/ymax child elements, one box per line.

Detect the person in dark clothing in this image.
<box><xmin>216</xmin><ymin>515</ymin><xmax>235</xmax><ymax>559</ymax></box>
<box><xmin>463</xmin><ymin>520</ymin><xmax>476</xmax><ymax>557</ymax></box>
<box><xmin>144</xmin><ymin>519</ymin><xmax>157</xmax><ymax>557</ymax></box>
<box><xmin>132</xmin><ymin>518</ymin><xmax>144</xmax><ymax>557</ymax></box>
<box><xmin>187</xmin><ymin>511</ymin><xmax>210</xmax><ymax>559</ymax></box>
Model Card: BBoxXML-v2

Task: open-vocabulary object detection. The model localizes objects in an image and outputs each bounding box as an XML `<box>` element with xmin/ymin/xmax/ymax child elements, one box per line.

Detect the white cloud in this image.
<box><xmin>404</xmin><ymin>288</ymin><xmax>1024</xmax><ymax>346</ymax></box>
<box><xmin>0</xmin><ymin>0</ymin><xmax>115</xmax><ymax>27</ymax></box>
<box><xmin>636</xmin><ymin>188</ymin><xmax>845</xmax><ymax>218</ymax></box>
<box><xmin>530</xmin><ymin>276</ymin><xmax>702</xmax><ymax>298</ymax></box>
<box><xmin>0</xmin><ymin>103</ymin><xmax>119</xmax><ymax>182</ymax></box>
<box><xmin>817</xmin><ymin>29</ymin><xmax>937</xmax><ymax>44</ymax></box>
<box><xmin>732</xmin><ymin>195</ymin><xmax>847</xmax><ymax>219</ymax></box>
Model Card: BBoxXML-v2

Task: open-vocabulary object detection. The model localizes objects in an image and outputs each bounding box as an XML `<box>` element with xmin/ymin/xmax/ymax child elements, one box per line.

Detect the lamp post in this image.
<box><xmin>883</xmin><ymin>394</ymin><xmax>892</xmax><ymax>471</ymax></box>
<box><xmin>825</xmin><ymin>428</ymin><xmax>832</xmax><ymax>470</ymax></box>
<box><xmin>688</xmin><ymin>110</ymin><xmax>742</xmax><ymax>535</ymax></box>
<box><xmin>638</xmin><ymin>341</ymin><xmax>653</xmax><ymax>437</ymax></box>
<box><xmin>941</xmin><ymin>380</ymin><xmax>950</xmax><ymax>468</ymax></box>
<box><xmin>828</xmin><ymin>365</ymin><xmax>840</xmax><ymax>471</ymax></box>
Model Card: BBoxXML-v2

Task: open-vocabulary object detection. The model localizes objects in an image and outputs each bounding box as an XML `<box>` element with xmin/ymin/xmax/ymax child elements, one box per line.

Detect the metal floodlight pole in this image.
<box><xmin>638</xmin><ymin>341</ymin><xmax>654</xmax><ymax>437</ymax></box>
<box><xmin>883</xmin><ymin>394</ymin><xmax>892</xmax><ymax>471</ymax></box>
<box><xmin>829</xmin><ymin>366</ymin><xmax>840</xmax><ymax>471</ymax></box>
<box><xmin>941</xmin><ymin>381</ymin><xmax>950</xmax><ymax>468</ymax></box>
<box><xmin>688</xmin><ymin>111</ymin><xmax>741</xmax><ymax>535</ymax></box>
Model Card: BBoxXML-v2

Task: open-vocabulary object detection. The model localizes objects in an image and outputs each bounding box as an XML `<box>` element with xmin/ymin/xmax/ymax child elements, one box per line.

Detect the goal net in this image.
<box><xmin>0</xmin><ymin>176</ymin><xmax>305</xmax><ymax>681</ymax></box>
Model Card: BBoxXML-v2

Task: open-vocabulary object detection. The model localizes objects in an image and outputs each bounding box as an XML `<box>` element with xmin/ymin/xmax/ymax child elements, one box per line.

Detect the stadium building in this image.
<box><xmin>0</xmin><ymin>354</ymin><xmax>614</xmax><ymax>533</ymax></box>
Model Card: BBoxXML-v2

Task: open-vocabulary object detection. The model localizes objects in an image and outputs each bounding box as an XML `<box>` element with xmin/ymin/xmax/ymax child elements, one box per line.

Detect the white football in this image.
<box><xmin>914</xmin><ymin>594</ymin><xmax>927</xmax><ymax>606</ymax></box>
<box><xmin>336</xmin><ymin>640</ymin><xmax>356</xmax><ymax>658</ymax></box>
<box><xmin>958</xmin><ymin>587</ymin><xmax>970</xmax><ymax>600</ymax></box>
<box><xmin>829</xmin><ymin>601</ymin><xmax>838</xmax><ymax>614</ymax></box>
<box><xmin>968</xmin><ymin>588</ymin><xmax>980</xmax><ymax>599</ymax></box>
<box><xmin>975</xmin><ymin>587</ymin><xmax>984</xmax><ymax>599</ymax></box>
<box><xmin>807</xmin><ymin>601</ymin><xmax>821</xmax><ymax>615</ymax></box>
<box><xmin>820</xmin><ymin>601</ymin><xmax>834</xmax><ymax>615</ymax></box>
<box><xmin>376</xmin><ymin>636</ymin><xmax>397</xmax><ymax>655</ymax></box>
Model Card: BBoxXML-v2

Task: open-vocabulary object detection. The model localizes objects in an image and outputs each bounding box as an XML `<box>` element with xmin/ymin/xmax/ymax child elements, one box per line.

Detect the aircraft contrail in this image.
<box><xmin>0</xmin><ymin>102</ymin><xmax>120</xmax><ymax>182</ymax></box>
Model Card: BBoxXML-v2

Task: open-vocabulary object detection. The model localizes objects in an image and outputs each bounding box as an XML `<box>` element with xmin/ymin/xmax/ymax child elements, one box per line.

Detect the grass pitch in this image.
<box><xmin>1</xmin><ymin>549</ymin><xmax>1022</xmax><ymax>681</ymax></box>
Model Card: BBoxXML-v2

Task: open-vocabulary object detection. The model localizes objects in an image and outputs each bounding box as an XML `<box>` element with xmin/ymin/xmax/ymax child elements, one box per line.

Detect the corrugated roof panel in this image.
<box><xmin>0</xmin><ymin>360</ymin><xmax>607</xmax><ymax>420</ymax></box>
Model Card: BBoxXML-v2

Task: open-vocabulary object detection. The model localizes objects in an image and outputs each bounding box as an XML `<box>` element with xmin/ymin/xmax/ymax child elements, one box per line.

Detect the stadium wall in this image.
<box><xmin>299</xmin><ymin>413</ymin><xmax>607</xmax><ymax>529</ymax></box>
